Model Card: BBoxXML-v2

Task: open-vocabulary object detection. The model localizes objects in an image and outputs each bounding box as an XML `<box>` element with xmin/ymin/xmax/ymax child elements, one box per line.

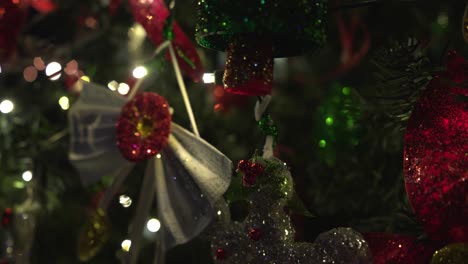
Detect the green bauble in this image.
<box><xmin>195</xmin><ymin>0</ymin><xmax>328</xmax><ymax>57</ymax></box>
<box><xmin>431</xmin><ymin>244</ymin><xmax>468</xmax><ymax>264</ymax></box>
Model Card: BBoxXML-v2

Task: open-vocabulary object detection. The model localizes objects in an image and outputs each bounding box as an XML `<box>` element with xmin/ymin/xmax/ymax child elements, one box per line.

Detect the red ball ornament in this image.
<box><xmin>237</xmin><ymin>160</ymin><xmax>265</xmax><ymax>187</ymax></box>
<box><xmin>215</xmin><ymin>248</ymin><xmax>227</xmax><ymax>260</ymax></box>
<box><xmin>364</xmin><ymin>233</ymin><xmax>440</xmax><ymax>264</ymax></box>
<box><xmin>116</xmin><ymin>92</ymin><xmax>171</xmax><ymax>162</ymax></box>
<box><xmin>403</xmin><ymin>51</ymin><xmax>468</xmax><ymax>243</ymax></box>
<box><xmin>248</xmin><ymin>228</ymin><xmax>262</xmax><ymax>241</ymax></box>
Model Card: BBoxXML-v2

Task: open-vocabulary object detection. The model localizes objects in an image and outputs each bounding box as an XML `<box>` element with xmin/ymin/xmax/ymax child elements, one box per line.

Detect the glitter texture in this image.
<box><xmin>364</xmin><ymin>233</ymin><xmax>441</xmax><ymax>264</ymax></box>
<box><xmin>431</xmin><ymin>243</ymin><xmax>468</xmax><ymax>264</ymax></box>
<box><xmin>237</xmin><ymin>159</ymin><xmax>265</xmax><ymax>187</ymax></box>
<box><xmin>403</xmin><ymin>51</ymin><xmax>468</xmax><ymax>243</ymax></box>
<box><xmin>77</xmin><ymin>208</ymin><xmax>111</xmax><ymax>262</ymax></box>
<box><xmin>116</xmin><ymin>92</ymin><xmax>171</xmax><ymax>162</ymax></box>
<box><xmin>195</xmin><ymin>0</ymin><xmax>328</xmax><ymax>57</ymax></box>
<box><xmin>210</xmin><ymin>157</ymin><xmax>371</xmax><ymax>263</ymax></box>
<box><xmin>223</xmin><ymin>35</ymin><xmax>273</xmax><ymax>95</ymax></box>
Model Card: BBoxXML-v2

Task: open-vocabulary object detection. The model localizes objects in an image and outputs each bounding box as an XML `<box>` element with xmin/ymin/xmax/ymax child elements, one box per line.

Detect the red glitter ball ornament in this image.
<box><xmin>364</xmin><ymin>233</ymin><xmax>440</xmax><ymax>264</ymax></box>
<box><xmin>248</xmin><ymin>228</ymin><xmax>262</xmax><ymax>241</ymax></box>
<box><xmin>237</xmin><ymin>160</ymin><xmax>265</xmax><ymax>187</ymax></box>
<box><xmin>116</xmin><ymin>92</ymin><xmax>171</xmax><ymax>162</ymax></box>
<box><xmin>215</xmin><ymin>248</ymin><xmax>227</xmax><ymax>260</ymax></box>
<box><xmin>403</xmin><ymin>51</ymin><xmax>468</xmax><ymax>243</ymax></box>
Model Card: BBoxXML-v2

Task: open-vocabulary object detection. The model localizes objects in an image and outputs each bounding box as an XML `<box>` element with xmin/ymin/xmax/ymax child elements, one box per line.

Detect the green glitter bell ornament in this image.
<box><xmin>196</xmin><ymin>0</ymin><xmax>327</xmax><ymax>96</ymax></box>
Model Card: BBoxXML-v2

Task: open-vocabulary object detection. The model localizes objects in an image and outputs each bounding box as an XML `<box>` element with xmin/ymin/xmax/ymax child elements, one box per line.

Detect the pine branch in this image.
<box><xmin>364</xmin><ymin>38</ymin><xmax>433</xmax><ymax>128</ymax></box>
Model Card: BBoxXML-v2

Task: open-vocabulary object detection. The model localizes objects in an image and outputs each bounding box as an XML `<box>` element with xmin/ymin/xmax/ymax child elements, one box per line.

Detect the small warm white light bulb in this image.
<box><xmin>132</xmin><ymin>66</ymin><xmax>148</xmax><ymax>79</ymax></box>
<box><xmin>45</xmin><ymin>62</ymin><xmax>62</xmax><ymax>81</ymax></box>
<box><xmin>107</xmin><ymin>80</ymin><xmax>119</xmax><ymax>91</ymax></box>
<box><xmin>22</xmin><ymin>170</ymin><xmax>33</xmax><ymax>182</ymax></box>
<box><xmin>146</xmin><ymin>218</ymin><xmax>161</xmax><ymax>233</ymax></box>
<box><xmin>121</xmin><ymin>239</ymin><xmax>132</xmax><ymax>252</ymax></box>
<box><xmin>0</xmin><ymin>100</ymin><xmax>14</xmax><ymax>114</ymax></box>
<box><xmin>117</xmin><ymin>83</ymin><xmax>130</xmax><ymax>95</ymax></box>
<box><xmin>58</xmin><ymin>96</ymin><xmax>70</xmax><ymax>110</ymax></box>
<box><xmin>202</xmin><ymin>73</ymin><xmax>215</xmax><ymax>84</ymax></box>
<box><xmin>119</xmin><ymin>195</ymin><xmax>132</xmax><ymax>208</ymax></box>
<box><xmin>80</xmin><ymin>75</ymin><xmax>91</xmax><ymax>82</ymax></box>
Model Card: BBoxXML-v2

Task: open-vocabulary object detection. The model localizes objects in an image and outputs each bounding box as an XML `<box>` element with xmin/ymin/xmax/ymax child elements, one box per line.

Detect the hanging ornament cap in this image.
<box><xmin>195</xmin><ymin>0</ymin><xmax>327</xmax><ymax>57</ymax></box>
<box><xmin>116</xmin><ymin>92</ymin><xmax>172</xmax><ymax>162</ymax></box>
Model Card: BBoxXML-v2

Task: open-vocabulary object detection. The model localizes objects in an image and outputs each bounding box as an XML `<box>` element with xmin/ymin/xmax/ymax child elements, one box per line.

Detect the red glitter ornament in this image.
<box><xmin>223</xmin><ymin>35</ymin><xmax>273</xmax><ymax>96</ymax></box>
<box><xmin>403</xmin><ymin>51</ymin><xmax>468</xmax><ymax>243</ymax></box>
<box><xmin>237</xmin><ymin>160</ymin><xmax>265</xmax><ymax>187</ymax></box>
<box><xmin>215</xmin><ymin>248</ymin><xmax>227</xmax><ymax>260</ymax></box>
<box><xmin>116</xmin><ymin>92</ymin><xmax>171</xmax><ymax>162</ymax></box>
<box><xmin>248</xmin><ymin>228</ymin><xmax>262</xmax><ymax>241</ymax></box>
<box><xmin>364</xmin><ymin>233</ymin><xmax>440</xmax><ymax>264</ymax></box>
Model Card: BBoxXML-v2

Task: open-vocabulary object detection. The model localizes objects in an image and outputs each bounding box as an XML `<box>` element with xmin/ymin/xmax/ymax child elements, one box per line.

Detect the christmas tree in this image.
<box><xmin>0</xmin><ymin>0</ymin><xmax>467</xmax><ymax>263</ymax></box>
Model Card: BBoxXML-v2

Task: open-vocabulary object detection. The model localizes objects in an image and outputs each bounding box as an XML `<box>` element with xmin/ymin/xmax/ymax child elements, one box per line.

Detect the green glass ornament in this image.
<box><xmin>431</xmin><ymin>243</ymin><xmax>468</xmax><ymax>264</ymax></box>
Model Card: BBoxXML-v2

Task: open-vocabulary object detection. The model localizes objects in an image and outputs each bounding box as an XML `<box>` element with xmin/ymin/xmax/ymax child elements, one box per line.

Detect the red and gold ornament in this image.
<box><xmin>237</xmin><ymin>160</ymin><xmax>265</xmax><ymax>187</ymax></box>
<box><xmin>116</xmin><ymin>92</ymin><xmax>171</xmax><ymax>162</ymax></box>
<box><xmin>403</xmin><ymin>51</ymin><xmax>468</xmax><ymax>243</ymax></box>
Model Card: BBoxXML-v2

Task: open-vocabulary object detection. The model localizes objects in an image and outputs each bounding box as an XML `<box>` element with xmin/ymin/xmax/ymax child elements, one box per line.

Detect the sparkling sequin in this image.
<box><xmin>223</xmin><ymin>35</ymin><xmax>273</xmax><ymax>96</ymax></box>
<box><xmin>116</xmin><ymin>92</ymin><xmax>171</xmax><ymax>162</ymax></box>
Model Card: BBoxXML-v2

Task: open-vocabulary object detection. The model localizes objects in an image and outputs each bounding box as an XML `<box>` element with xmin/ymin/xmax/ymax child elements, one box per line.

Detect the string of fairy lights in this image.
<box><xmin>0</xmin><ymin>31</ymin><xmax>160</xmax><ymax>252</ymax></box>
